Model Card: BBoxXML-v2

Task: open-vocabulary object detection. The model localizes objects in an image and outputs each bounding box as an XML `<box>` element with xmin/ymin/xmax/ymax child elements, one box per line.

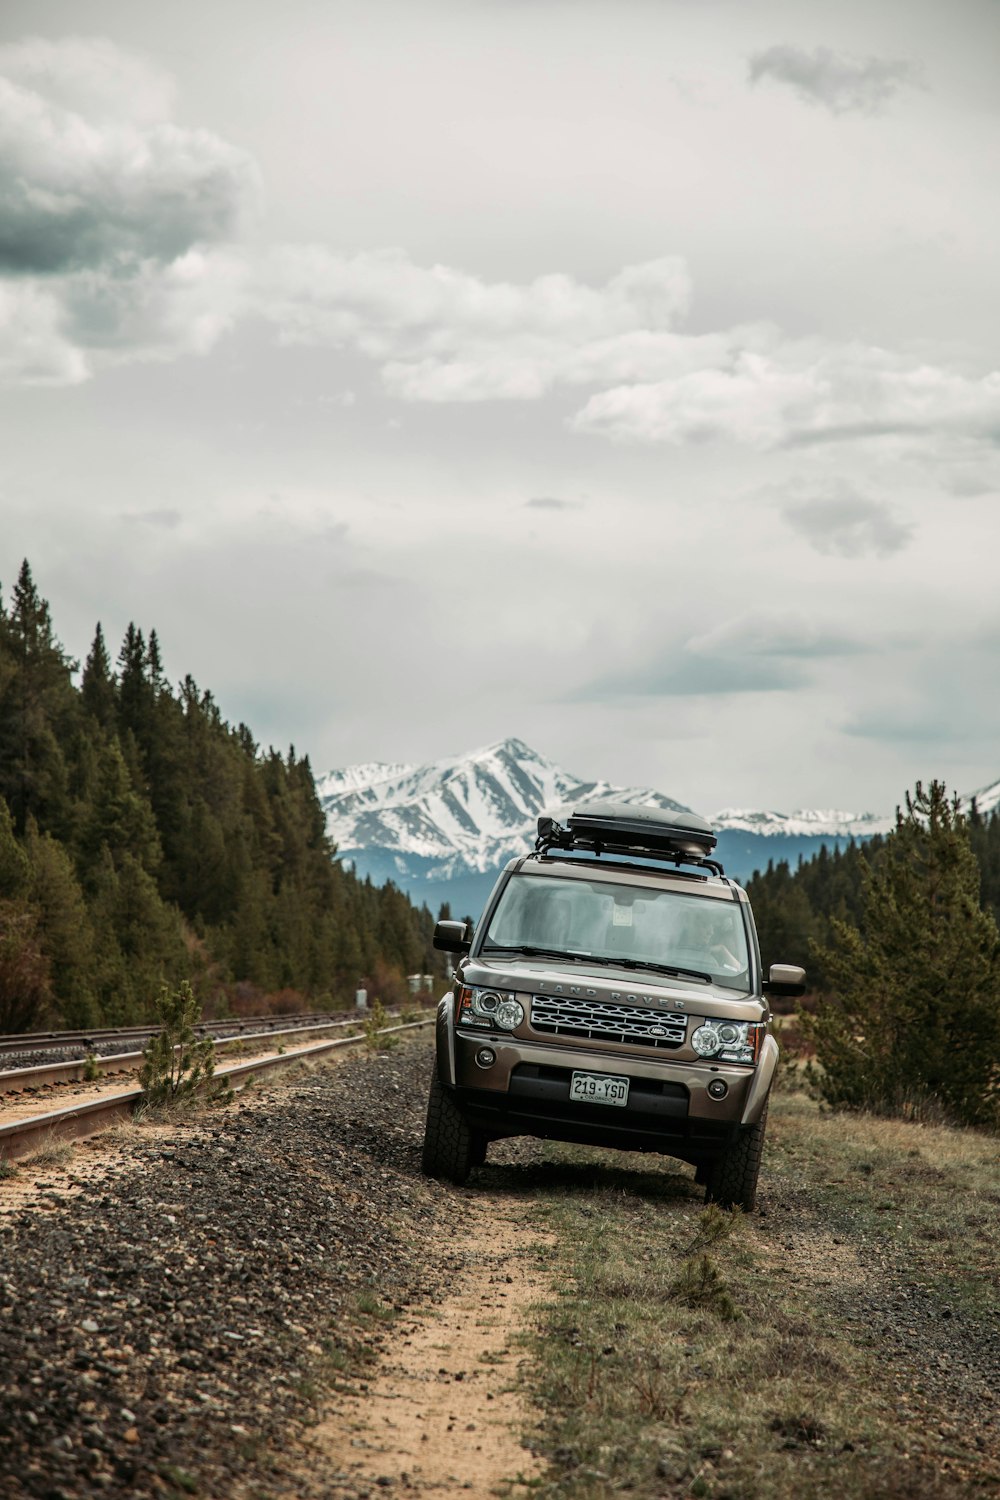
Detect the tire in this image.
<box><xmin>705</xmin><ymin>1100</ymin><xmax>769</xmax><ymax>1212</ymax></box>
<box><xmin>421</xmin><ymin>1070</ymin><xmax>482</xmax><ymax>1185</ymax></box>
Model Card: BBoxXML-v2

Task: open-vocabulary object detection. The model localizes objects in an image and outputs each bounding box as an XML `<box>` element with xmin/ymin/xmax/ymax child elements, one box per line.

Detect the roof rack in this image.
<box><xmin>535</xmin><ymin>800</ymin><xmax>725</xmax><ymax>878</ymax></box>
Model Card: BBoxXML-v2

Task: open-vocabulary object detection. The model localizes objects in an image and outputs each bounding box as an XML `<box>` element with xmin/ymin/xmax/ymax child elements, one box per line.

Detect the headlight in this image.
<box><xmin>495</xmin><ymin>998</ymin><xmax>524</xmax><ymax>1030</ymax></box>
<box><xmin>690</xmin><ymin>1019</ymin><xmax>764</xmax><ymax>1064</ymax></box>
<box><xmin>457</xmin><ymin>988</ymin><xmax>523</xmax><ymax>1032</ymax></box>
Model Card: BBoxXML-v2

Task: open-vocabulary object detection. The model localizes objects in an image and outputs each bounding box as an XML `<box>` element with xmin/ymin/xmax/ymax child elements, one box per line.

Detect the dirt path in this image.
<box><xmin>302</xmin><ymin>1194</ymin><xmax>552</xmax><ymax>1498</ymax></box>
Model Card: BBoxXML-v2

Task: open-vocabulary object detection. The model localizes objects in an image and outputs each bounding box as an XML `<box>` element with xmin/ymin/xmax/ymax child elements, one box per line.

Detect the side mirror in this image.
<box><xmin>763</xmin><ymin>963</ymin><xmax>807</xmax><ymax>999</ymax></box>
<box><xmin>433</xmin><ymin>919</ymin><xmax>471</xmax><ymax>954</ymax></box>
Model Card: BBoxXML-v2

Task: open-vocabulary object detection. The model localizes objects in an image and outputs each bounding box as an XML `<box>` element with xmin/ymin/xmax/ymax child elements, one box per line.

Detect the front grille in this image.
<box><xmin>530</xmin><ymin>995</ymin><xmax>687</xmax><ymax>1050</ymax></box>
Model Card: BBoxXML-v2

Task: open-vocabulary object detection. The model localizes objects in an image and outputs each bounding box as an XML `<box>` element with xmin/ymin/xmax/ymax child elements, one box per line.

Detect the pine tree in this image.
<box><xmin>804</xmin><ymin>781</ymin><xmax>1000</xmax><ymax>1128</ymax></box>
<box><xmin>0</xmin><ymin>561</ymin><xmax>76</xmax><ymax>835</ymax></box>
<box><xmin>81</xmin><ymin>624</ymin><xmax>116</xmax><ymax>730</ymax></box>
<box><xmin>24</xmin><ymin>820</ymin><xmax>98</xmax><ymax>1027</ymax></box>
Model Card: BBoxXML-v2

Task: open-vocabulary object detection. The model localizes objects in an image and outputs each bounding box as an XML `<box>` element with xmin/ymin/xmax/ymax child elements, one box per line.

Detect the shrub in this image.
<box><xmin>363</xmin><ymin>996</ymin><xmax>398</xmax><ymax>1052</ymax></box>
<box><xmin>139</xmin><ymin>979</ymin><xmax>217</xmax><ymax>1106</ymax></box>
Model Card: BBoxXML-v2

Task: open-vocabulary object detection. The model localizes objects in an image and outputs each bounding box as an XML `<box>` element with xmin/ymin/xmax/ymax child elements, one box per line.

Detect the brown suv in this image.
<box><xmin>422</xmin><ymin>802</ymin><xmax>804</xmax><ymax>1209</ymax></box>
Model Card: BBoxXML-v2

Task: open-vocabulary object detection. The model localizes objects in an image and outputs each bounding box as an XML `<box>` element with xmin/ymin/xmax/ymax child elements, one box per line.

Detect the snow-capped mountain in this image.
<box><xmin>713</xmin><ymin>807</ymin><xmax>893</xmax><ymax>839</ymax></box>
<box><xmin>964</xmin><ymin>777</ymin><xmax>1000</xmax><ymax>819</ymax></box>
<box><xmin>317</xmin><ymin>737</ymin><xmax>896</xmax><ymax>913</ymax></box>
<box><xmin>317</xmin><ymin>737</ymin><xmax>691</xmax><ymax>880</ymax></box>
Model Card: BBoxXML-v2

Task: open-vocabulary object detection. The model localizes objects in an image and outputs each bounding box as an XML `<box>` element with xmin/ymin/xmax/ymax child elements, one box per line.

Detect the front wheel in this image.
<box><xmin>705</xmin><ymin>1100</ymin><xmax>769</xmax><ymax>1212</ymax></box>
<box><xmin>421</xmin><ymin>1070</ymin><xmax>484</xmax><ymax>1185</ymax></box>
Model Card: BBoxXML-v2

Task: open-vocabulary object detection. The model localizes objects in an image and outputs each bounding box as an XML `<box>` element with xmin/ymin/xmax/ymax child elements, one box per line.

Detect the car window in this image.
<box><xmin>482</xmin><ymin>874</ymin><xmax>750</xmax><ymax>989</ymax></box>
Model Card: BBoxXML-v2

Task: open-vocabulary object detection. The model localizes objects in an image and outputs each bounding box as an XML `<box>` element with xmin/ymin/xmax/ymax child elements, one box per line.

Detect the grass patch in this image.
<box><xmin>519</xmin><ymin>1097</ymin><xmax>1000</xmax><ymax>1499</ymax></box>
<box><xmin>18</xmin><ymin>1134</ymin><xmax>73</xmax><ymax>1171</ymax></box>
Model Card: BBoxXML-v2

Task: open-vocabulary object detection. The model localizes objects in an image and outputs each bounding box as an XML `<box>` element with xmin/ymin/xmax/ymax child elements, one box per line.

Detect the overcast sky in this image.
<box><xmin>1</xmin><ymin>0</ymin><xmax>998</xmax><ymax>816</ymax></box>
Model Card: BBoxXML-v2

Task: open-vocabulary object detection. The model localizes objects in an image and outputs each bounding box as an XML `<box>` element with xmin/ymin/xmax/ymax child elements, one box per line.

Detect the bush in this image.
<box><xmin>139</xmin><ymin>979</ymin><xmax>217</xmax><ymax>1106</ymax></box>
<box><xmin>803</xmin><ymin>781</ymin><xmax>1000</xmax><ymax>1129</ymax></box>
<box><xmin>363</xmin><ymin>996</ymin><xmax>398</xmax><ymax>1052</ymax></box>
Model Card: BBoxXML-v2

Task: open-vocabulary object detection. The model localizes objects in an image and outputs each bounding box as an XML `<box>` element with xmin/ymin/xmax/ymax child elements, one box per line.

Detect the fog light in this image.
<box><xmin>476</xmin><ymin>1047</ymin><xmax>496</xmax><ymax>1068</ymax></box>
<box><xmin>708</xmin><ymin>1079</ymin><xmax>728</xmax><ymax>1100</ymax></box>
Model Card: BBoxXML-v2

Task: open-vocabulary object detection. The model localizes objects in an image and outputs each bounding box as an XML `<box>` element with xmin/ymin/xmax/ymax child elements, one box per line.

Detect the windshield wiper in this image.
<box><xmin>481</xmin><ymin>944</ymin><xmax>592</xmax><ymax>963</ymax></box>
<box><xmin>585</xmin><ymin>955</ymin><xmax>712</xmax><ymax>983</ymax></box>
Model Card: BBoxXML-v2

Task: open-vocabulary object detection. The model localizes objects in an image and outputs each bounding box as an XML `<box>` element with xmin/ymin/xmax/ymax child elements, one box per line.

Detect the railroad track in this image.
<box><xmin>0</xmin><ymin>1016</ymin><xmax>435</xmax><ymax>1164</ymax></box>
<box><xmin>0</xmin><ymin>1009</ymin><xmax>359</xmax><ymax>1062</ymax></box>
<box><xmin>0</xmin><ymin>1014</ymin><xmax>380</xmax><ymax>1092</ymax></box>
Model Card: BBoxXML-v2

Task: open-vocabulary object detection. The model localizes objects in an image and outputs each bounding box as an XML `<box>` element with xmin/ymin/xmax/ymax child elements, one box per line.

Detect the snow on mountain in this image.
<box><xmin>712</xmin><ymin>807</ymin><xmax>894</xmax><ymax>839</ymax></box>
<box><xmin>319</xmin><ymin>737</ymin><xmax>996</xmax><ymax>907</ymax></box>
<box><xmin>964</xmin><ymin>777</ymin><xmax>1000</xmax><ymax>818</ymax></box>
<box><xmin>319</xmin><ymin>736</ymin><xmax>691</xmax><ymax>877</ymax></box>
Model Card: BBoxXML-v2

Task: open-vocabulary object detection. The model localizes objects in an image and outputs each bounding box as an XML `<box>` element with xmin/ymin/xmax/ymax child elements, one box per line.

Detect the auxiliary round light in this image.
<box><xmin>691</xmin><ymin>1024</ymin><xmax>721</xmax><ymax>1057</ymax></box>
<box><xmin>476</xmin><ymin>990</ymin><xmax>501</xmax><ymax>1013</ymax></box>
<box><xmin>718</xmin><ymin>1022</ymin><xmax>740</xmax><ymax>1045</ymax></box>
<box><xmin>495</xmin><ymin>998</ymin><xmax>524</xmax><ymax>1031</ymax></box>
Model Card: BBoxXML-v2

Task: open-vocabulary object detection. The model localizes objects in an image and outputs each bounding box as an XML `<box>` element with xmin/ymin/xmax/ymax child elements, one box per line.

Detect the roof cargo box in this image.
<box><xmin>566</xmin><ymin>801</ymin><xmax>717</xmax><ymax>859</ymax></box>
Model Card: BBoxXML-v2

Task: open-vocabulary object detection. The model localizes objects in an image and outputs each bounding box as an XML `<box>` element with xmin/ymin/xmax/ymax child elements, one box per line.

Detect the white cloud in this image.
<box><xmin>748</xmin><ymin>44</ymin><xmax>919</xmax><ymax>116</ymax></box>
<box><xmin>255</xmin><ymin>245</ymin><xmax>694</xmax><ymax>401</ymax></box>
<box><xmin>0</xmin><ymin>35</ymin><xmax>176</xmax><ymax>125</ymax></box>
<box><xmin>1</xmin><ymin>34</ymin><xmax>997</xmax><ymax>472</ymax></box>
<box><xmin>0</xmin><ymin>36</ymin><xmax>256</xmax><ymax>380</ymax></box>
<box><xmin>572</xmin><ymin>346</ymin><xmax>1000</xmax><ymax>449</ymax></box>
<box><xmin>0</xmin><ymin>278</ymin><xmax>86</xmax><ymax>383</ymax></box>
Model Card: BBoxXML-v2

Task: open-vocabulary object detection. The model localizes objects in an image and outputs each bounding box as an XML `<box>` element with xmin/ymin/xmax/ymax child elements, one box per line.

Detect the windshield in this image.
<box><xmin>481</xmin><ymin>873</ymin><xmax>751</xmax><ymax>991</ymax></box>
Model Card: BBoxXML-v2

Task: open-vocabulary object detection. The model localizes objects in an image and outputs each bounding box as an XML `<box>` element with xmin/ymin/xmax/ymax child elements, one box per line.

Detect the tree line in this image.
<box><xmin>748</xmin><ymin>782</ymin><xmax>1000</xmax><ymax>1130</ymax></box>
<box><xmin>0</xmin><ymin>560</ymin><xmax>444</xmax><ymax>1032</ymax></box>
<box><xmin>748</xmin><ymin>802</ymin><xmax>1000</xmax><ymax>986</ymax></box>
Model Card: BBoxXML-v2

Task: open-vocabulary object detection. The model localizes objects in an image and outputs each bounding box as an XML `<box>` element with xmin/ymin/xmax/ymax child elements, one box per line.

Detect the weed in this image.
<box><xmin>669</xmin><ymin>1253</ymin><xmax>740</xmax><ymax>1320</ymax></box>
<box><xmin>20</xmin><ymin>1134</ymin><xmax>72</xmax><ymax>1170</ymax></box>
<box><xmin>689</xmin><ymin>1202</ymin><xmax>738</xmax><ymax>1249</ymax></box>
<box><xmin>82</xmin><ymin>1051</ymin><xmax>100</xmax><ymax>1083</ymax></box>
<box><xmin>157</xmin><ymin>1462</ymin><xmax>199</xmax><ymax>1494</ymax></box>
<box><xmin>629</xmin><ymin>1360</ymin><xmax>673</xmax><ymax>1419</ymax></box>
<box><xmin>355</xmin><ymin>1289</ymin><xmax>395</xmax><ymax>1321</ymax></box>
<box><xmin>0</xmin><ymin>1157</ymin><xmax>18</xmax><ymax>1180</ymax></box>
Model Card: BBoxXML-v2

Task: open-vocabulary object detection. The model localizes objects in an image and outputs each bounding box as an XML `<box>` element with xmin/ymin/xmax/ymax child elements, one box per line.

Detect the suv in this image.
<box><xmin>422</xmin><ymin>801</ymin><xmax>805</xmax><ymax>1210</ymax></box>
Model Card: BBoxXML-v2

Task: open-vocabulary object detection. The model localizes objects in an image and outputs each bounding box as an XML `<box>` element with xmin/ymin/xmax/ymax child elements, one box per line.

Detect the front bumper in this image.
<box><xmin>443</xmin><ymin>1025</ymin><xmax>777</xmax><ymax>1164</ymax></box>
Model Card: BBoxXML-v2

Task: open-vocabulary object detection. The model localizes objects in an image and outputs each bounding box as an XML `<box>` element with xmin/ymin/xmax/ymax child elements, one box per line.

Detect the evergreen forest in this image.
<box><xmin>0</xmin><ymin>561</ymin><xmax>444</xmax><ymax>1032</ymax></box>
<box><xmin>747</xmin><ymin>798</ymin><xmax>1000</xmax><ymax>990</ymax></box>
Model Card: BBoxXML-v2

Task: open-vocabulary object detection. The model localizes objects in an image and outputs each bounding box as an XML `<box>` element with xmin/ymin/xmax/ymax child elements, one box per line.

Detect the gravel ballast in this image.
<box><xmin>0</xmin><ymin>1039</ymin><xmax>472</xmax><ymax>1500</ymax></box>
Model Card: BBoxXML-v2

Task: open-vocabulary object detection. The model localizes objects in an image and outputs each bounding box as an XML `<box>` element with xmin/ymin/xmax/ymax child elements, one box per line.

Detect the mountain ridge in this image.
<box><xmin>316</xmin><ymin>737</ymin><xmax>999</xmax><ymax>912</ymax></box>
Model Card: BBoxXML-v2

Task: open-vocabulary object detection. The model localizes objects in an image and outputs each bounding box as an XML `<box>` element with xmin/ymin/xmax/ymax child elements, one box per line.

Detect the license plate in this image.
<box><xmin>569</xmin><ymin>1071</ymin><xmax>629</xmax><ymax>1108</ymax></box>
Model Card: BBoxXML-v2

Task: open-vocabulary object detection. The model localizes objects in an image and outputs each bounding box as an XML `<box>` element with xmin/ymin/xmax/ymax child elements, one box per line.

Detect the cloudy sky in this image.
<box><xmin>1</xmin><ymin>0</ymin><xmax>998</xmax><ymax>816</ymax></box>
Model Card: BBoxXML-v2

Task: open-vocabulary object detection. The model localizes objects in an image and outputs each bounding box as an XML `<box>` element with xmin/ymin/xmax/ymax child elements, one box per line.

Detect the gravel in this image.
<box><xmin>4</xmin><ymin>1040</ymin><xmax>998</xmax><ymax>1498</ymax></box>
<box><xmin>0</xmin><ymin>1039</ymin><xmax>472</xmax><ymax>1500</ymax></box>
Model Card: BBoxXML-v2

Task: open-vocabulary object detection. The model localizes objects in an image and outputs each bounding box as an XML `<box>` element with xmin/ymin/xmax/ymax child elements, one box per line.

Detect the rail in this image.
<box><xmin>0</xmin><ymin>1009</ymin><xmax>362</xmax><ymax>1060</ymax></box>
<box><xmin>0</xmin><ymin>1017</ymin><xmax>435</xmax><ymax>1163</ymax></box>
<box><xmin>0</xmin><ymin>1015</ymin><xmax>373</xmax><ymax>1093</ymax></box>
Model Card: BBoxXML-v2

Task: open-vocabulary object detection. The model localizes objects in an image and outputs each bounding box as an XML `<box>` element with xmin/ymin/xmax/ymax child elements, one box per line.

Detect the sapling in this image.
<box><xmin>139</xmin><ymin>980</ymin><xmax>217</xmax><ymax>1106</ymax></box>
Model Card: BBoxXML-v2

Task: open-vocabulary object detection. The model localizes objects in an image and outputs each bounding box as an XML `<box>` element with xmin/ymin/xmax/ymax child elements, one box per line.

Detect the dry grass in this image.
<box><xmin>520</xmin><ymin>1089</ymin><xmax>1000</xmax><ymax>1499</ymax></box>
<box><xmin>14</xmin><ymin>1133</ymin><xmax>74</xmax><ymax>1171</ymax></box>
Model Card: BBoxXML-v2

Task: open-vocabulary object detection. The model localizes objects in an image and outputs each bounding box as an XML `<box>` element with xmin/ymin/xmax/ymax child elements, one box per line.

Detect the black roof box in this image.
<box><xmin>537</xmin><ymin>800</ymin><xmax>718</xmax><ymax>864</ymax></box>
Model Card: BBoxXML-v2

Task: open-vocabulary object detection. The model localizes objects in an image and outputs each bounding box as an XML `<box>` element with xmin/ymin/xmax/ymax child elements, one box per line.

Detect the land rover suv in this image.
<box><xmin>421</xmin><ymin>802</ymin><xmax>805</xmax><ymax>1210</ymax></box>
